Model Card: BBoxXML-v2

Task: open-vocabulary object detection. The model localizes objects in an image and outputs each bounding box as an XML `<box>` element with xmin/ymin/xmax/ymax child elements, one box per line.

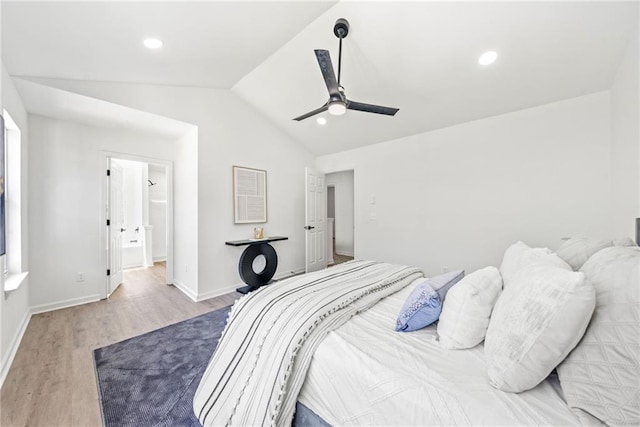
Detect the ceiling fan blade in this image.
<box><xmin>347</xmin><ymin>101</ymin><xmax>399</xmax><ymax>116</ymax></box>
<box><xmin>314</xmin><ymin>49</ymin><xmax>340</xmax><ymax>97</ymax></box>
<box><xmin>293</xmin><ymin>104</ymin><xmax>328</xmax><ymax>121</ymax></box>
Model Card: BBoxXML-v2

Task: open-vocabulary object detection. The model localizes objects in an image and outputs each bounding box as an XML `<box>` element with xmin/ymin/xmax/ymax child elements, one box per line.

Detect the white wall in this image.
<box><xmin>21</xmin><ymin>79</ymin><xmax>315</xmax><ymax>300</ymax></box>
<box><xmin>326</xmin><ymin>170</ymin><xmax>354</xmax><ymax>256</ymax></box>
<box><xmin>610</xmin><ymin>28</ymin><xmax>639</xmax><ymax>240</ymax></box>
<box><xmin>28</xmin><ymin>115</ymin><xmax>184</xmax><ymax>310</ymax></box>
<box><xmin>173</xmin><ymin>127</ymin><xmax>198</xmax><ymax>295</ymax></box>
<box><xmin>0</xmin><ymin>64</ymin><xmax>30</xmax><ymax>384</ymax></box>
<box><xmin>317</xmin><ymin>92</ymin><xmax>613</xmax><ymax>277</ymax></box>
<box><xmin>148</xmin><ymin>165</ymin><xmax>167</xmax><ymax>261</ymax></box>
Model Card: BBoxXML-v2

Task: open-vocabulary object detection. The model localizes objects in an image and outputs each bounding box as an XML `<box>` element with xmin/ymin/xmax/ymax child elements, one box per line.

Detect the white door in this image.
<box><xmin>305</xmin><ymin>167</ymin><xmax>327</xmax><ymax>273</ymax></box>
<box><xmin>108</xmin><ymin>160</ymin><xmax>124</xmax><ymax>295</ymax></box>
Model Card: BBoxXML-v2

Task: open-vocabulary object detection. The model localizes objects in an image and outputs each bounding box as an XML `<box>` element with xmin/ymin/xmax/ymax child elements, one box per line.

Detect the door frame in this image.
<box><xmin>101</xmin><ymin>151</ymin><xmax>175</xmax><ymax>299</ymax></box>
<box><xmin>320</xmin><ymin>166</ymin><xmax>357</xmax><ymax>260</ymax></box>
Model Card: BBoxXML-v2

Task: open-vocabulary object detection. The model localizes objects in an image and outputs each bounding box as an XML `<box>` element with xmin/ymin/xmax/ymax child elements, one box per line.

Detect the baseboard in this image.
<box><xmin>123</xmin><ymin>263</ymin><xmax>144</xmax><ymax>269</ymax></box>
<box><xmin>172</xmin><ymin>280</ymin><xmax>197</xmax><ymax>302</ymax></box>
<box><xmin>335</xmin><ymin>250</ymin><xmax>354</xmax><ymax>257</ymax></box>
<box><xmin>153</xmin><ymin>256</ymin><xmax>167</xmax><ymax>263</ymax></box>
<box><xmin>192</xmin><ymin>267</ymin><xmax>306</xmax><ymax>303</ymax></box>
<box><xmin>196</xmin><ymin>284</ymin><xmax>240</xmax><ymax>302</ymax></box>
<box><xmin>274</xmin><ymin>267</ymin><xmax>305</xmax><ymax>281</ymax></box>
<box><xmin>29</xmin><ymin>294</ymin><xmax>102</xmax><ymax>315</ymax></box>
<box><xmin>0</xmin><ymin>309</ymin><xmax>31</xmax><ymax>388</ymax></box>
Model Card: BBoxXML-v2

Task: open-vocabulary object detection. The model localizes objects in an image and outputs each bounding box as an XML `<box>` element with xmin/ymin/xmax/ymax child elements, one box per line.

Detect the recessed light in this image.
<box><xmin>317</xmin><ymin>117</ymin><xmax>327</xmax><ymax>125</ymax></box>
<box><xmin>144</xmin><ymin>38</ymin><xmax>163</xmax><ymax>49</ymax></box>
<box><xmin>478</xmin><ymin>50</ymin><xmax>497</xmax><ymax>66</ymax></box>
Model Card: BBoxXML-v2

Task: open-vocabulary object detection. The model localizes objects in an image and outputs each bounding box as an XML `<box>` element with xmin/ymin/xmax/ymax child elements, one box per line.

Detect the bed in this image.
<box><xmin>194</xmin><ymin>236</ymin><xmax>639</xmax><ymax>426</ymax></box>
<box><xmin>296</xmin><ymin>280</ymin><xmax>578</xmax><ymax>425</ymax></box>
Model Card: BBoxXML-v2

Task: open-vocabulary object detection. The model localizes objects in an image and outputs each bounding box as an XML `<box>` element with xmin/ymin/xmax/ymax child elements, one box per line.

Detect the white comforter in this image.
<box><xmin>298</xmin><ymin>281</ymin><xmax>580</xmax><ymax>426</ymax></box>
<box><xmin>194</xmin><ymin>261</ymin><xmax>423</xmax><ymax>426</ymax></box>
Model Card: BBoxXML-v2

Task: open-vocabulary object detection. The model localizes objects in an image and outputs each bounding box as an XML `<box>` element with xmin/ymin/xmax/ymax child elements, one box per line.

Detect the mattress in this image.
<box><xmin>297</xmin><ymin>280</ymin><xmax>580</xmax><ymax>425</ymax></box>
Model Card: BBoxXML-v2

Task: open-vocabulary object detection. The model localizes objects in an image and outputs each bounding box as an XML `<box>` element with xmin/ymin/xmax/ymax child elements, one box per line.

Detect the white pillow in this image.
<box><xmin>437</xmin><ymin>266</ymin><xmax>503</xmax><ymax>350</ymax></box>
<box><xmin>556</xmin><ymin>235</ymin><xmax>612</xmax><ymax>270</ymax></box>
<box><xmin>613</xmin><ymin>236</ymin><xmax>637</xmax><ymax>247</ymax></box>
<box><xmin>484</xmin><ymin>264</ymin><xmax>596</xmax><ymax>392</ymax></box>
<box><xmin>557</xmin><ymin>246</ymin><xmax>640</xmax><ymax>426</ymax></box>
<box><xmin>499</xmin><ymin>241</ymin><xmax>570</xmax><ymax>287</ymax></box>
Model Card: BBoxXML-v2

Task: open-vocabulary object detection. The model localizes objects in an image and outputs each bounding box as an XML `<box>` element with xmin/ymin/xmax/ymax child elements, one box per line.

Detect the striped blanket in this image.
<box><xmin>193</xmin><ymin>260</ymin><xmax>423</xmax><ymax>426</ymax></box>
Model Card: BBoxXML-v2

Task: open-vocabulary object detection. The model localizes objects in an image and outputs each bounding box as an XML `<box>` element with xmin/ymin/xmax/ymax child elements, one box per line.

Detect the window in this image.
<box><xmin>2</xmin><ymin>109</ymin><xmax>27</xmax><ymax>296</ymax></box>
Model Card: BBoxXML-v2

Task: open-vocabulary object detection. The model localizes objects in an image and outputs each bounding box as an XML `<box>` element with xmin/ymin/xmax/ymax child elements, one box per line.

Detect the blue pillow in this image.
<box><xmin>395</xmin><ymin>282</ymin><xmax>441</xmax><ymax>332</ymax></box>
<box><xmin>395</xmin><ymin>270</ymin><xmax>465</xmax><ymax>332</ymax></box>
<box><xmin>428</xmin><ymin>270</ymin><xmax>465</xmax><ymax>301</ymax></box>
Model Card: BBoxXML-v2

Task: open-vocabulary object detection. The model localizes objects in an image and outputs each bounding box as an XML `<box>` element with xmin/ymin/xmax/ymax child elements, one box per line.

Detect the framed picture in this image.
<box><xmin>233</xmin><ymin>166</ymin><xmax>267</xmax><ymax>224</ymax></box>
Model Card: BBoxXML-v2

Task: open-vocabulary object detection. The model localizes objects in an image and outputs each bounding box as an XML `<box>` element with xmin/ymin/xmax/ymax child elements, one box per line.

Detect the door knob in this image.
<box><xmin>304</xmin><ymin>226</ymin><xmax>315</xmax><ymax>230</ymax></box>
<box><xmin>120</xmin><ymin>228</ymin><xmax>126</xmax><ymax>232</ymax></box>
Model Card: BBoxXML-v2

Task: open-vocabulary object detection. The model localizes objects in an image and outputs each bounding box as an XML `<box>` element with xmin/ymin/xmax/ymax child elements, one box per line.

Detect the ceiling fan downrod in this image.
<box><xmin>334</xmin><ymin>18</ymin><xmax>349</xmax><ymax>87</ymax></box>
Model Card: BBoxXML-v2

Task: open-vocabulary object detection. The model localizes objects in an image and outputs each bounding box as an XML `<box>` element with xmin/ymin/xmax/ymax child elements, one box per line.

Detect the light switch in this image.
<box><xmin>370</xmin><ymin>195</ymin><xmax>376</xmax><ymax>205</ymax></box>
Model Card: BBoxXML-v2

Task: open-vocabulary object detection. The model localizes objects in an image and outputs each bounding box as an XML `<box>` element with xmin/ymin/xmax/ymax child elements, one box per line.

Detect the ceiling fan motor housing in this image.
<box><xmin>334</xmin><ymin>18</ymin><xmax>349</xmax><ymax>39</ymax></box>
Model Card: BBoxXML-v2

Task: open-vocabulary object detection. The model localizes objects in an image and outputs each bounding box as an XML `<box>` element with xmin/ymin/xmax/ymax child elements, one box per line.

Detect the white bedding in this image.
<box><xmin>298</xmin><ymin>280</ymin><xmax>580</xmax><ymax>426</ymax></box>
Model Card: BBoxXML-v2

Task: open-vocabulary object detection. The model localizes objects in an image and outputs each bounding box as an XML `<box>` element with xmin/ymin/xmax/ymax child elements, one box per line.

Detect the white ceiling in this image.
<box><xmin>13</xmin><ymin>78</ymin><xmax>195</xmax><ymax>139</ymax></box>
<box><xmin>1</xmin><ymin>1</ymin><xmax>337</xmax><ymax>88</ymax></box>
<box><xmin>2</xmin><ymin>1</ymin><xmax>638</xmax><ymax>155</ymax></box>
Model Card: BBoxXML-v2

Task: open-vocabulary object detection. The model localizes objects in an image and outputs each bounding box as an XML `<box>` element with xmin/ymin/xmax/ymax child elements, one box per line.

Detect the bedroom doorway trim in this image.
<box><xmin>101</xmin><ymin>151</ymin><xmax>175</xmax><ymax>299</ymax></box>
<box><xmin>319</xmin><ymin>166</ymin><xmax>357</xmax><ymax>262</ymax></box>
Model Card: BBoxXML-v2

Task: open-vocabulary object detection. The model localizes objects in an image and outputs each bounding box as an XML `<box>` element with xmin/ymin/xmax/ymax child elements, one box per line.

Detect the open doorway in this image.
<box><xmin>104</xmin><ymin>154</ymin><xmax>173</xmax><ymax>298</ymax></box>
<box><xmin>326</xmin><ymin>170</ymin><xmax>354</xmax><ymax>266</ymax></box>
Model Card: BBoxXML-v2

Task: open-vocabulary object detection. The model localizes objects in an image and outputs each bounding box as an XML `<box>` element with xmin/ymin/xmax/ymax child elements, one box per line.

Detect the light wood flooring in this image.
<box><xmin>329</xmin><ymin>252</ymin><xmax>354</xmax><ymax>267</ymax></box>
<box><xmin>0</xmin><ymin>263</ymin><xmax>240</xmax><ymax>427</ymax></box>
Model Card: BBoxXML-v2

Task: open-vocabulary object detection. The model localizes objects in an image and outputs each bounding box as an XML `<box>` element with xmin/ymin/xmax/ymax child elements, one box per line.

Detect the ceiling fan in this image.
<box><xmin>293</xmin><ymin>18</ymin><xmax>399</xmax><ymax>121</ymax></box>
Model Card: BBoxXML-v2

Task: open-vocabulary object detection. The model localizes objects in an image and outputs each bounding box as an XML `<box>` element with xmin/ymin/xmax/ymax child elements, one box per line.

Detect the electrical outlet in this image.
<box><xmin>76</xmin><ymin>272</ymin><xmax>85</xmax><ymax>282</ymax></box>
<box><xmin>442</xmin><ymin>267</ymin><xmax>449</xmax><ymax>273</ymax></box>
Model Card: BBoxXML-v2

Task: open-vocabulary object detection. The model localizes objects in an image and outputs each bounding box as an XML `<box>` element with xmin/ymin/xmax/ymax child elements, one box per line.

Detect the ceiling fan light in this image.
<box><xmin>328</xmin><ymin>101</ymin><xmax>346</xmax><ymax>116</ymax></box>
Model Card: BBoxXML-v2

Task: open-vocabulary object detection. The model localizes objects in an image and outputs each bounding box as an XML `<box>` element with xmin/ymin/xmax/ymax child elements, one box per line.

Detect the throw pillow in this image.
<box><xmin>556</xmin><ymin>235</ymin><xmax>612</xmax><ymax>270</ymax></box>
<box><xmin>557</xmin><ymin>246</ymin><xmax>640</xmax><ymax>426</ymax></box>
<box><xmin>437</xmin><ymin>266</ymin><xmax>503</xmax><ymax>350</ymax></box>
<box><xmin>395</xmin><ymin>281</ymin><xmax>441</xmax><ymax>332</ymax></box>
<box><xmin>499</xmin><ymin>241</ymin><xmax>570</xmax><ymax>287</ymax></box>
<box><xmin>427</xmin><ymin>269</ymin><xmax>465</xmax><ymax>301</ymax></box>
<box><xmin>613</xmin><ymin>236</ymin><xmax>637</xmax><ymax>247</ymax></box>
<box><xmin>395</xmin><ymin>271</ymin><xmax>464</xmax><ymax>332</ymax></box>
<box><xmin>484</xmin><ymin>264</ymin><xmax>595</xmax><ymax>392</ymax></box>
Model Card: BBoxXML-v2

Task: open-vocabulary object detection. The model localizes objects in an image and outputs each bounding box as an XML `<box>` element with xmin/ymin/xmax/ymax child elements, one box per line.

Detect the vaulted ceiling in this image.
<box><xmin>2</xmin><ymin>1</ymin><xmax>638</xmax><ymax>155</ymax></box>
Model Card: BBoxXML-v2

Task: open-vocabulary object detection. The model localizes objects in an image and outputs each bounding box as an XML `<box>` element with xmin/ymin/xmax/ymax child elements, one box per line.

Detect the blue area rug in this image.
<box><xmin>94</xmin><ymin>306</ymin><xmax>231</xmax><ymax>427</ymax></box>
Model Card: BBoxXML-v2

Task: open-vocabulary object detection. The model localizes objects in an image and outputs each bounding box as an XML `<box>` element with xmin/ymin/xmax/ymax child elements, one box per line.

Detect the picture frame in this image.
<box><xmin>233</xmin><ymin>166</ymin><xmax>267</xmax><ymax>224</ymax></box>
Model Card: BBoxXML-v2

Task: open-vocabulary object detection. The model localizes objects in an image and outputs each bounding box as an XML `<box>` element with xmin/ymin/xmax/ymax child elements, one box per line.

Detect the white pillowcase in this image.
<box><xmin>613</xmin><ymin>236</ymin><xmax>637</xmax><ymax>247</ymax></box>
<box><xmin>484</xmin><ymin>264</ymin><xmax>596</xmax><ymax>393</ymax></box>
<box><xmin>557</xmin><ymin>246</ymin><xmax>640</xmax><ymax>426</ymax></box>
<box><xmin>499</xmin><ymin>241</ymin><xmax>570</xmax><ymax>287</ymax></box>
<box><xmin>556</xmin><ymin>235</ymin><xmax>612</xmax><ymax>270</ymax></box>
<box><xmin>437</xmin><ymin>266</ymin><xmax>503</xmax><ymax>350</ymax></box>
